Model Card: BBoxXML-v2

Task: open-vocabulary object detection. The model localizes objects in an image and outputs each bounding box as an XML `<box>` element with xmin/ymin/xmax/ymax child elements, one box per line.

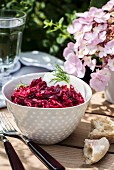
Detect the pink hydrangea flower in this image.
<box><xmin>84</xmin><ymin>56</ymin><xmax>96</xmax><ymax>71</ymax></box>
<box><xmin>78</xmin><ymin>45</ymin><xmax>97</xmax><ymax>58</ymax></box>
<box><xmin>67</xmin><ymin>20</ymin><xmax>82</xmax><ymax>34</ymax></box>
<box><xmin>76</xmin><ymin>11</ymin><xmax>89</xmax><ymax>18</ymax></box>
<box><xmin>108</xmin><ymin>58</ymin><xmax>114</xmax><ymax>71</ymax></box>
<box><xmin>64</xmin><ymin>53</ymin><xmax>85</xmax><ymax>78</ymax></box>
<box><xmin>97</xmin><ymin>46</ymin><xmax>107</xmax><ymax>58</ymax></box>
<box><xmin>84</xmin><ymin>31</ymin><xmax>98</xmax><ymax>43</ymax></box>
<box><xmin>63</xmin><ymin>42</ymin><xmax>75</xmax><ymax>59</ymax></box>
<box><xmin>81</xmin><ymin>24</ymin><xmax>93</xmax><ymax>33</ymax></box>
<box><xmin>63</xmin><ymin>0</ymin><xmax>114</xmax><ymax>92</ymax></box>
<box><xmin>93</xmin><ymin>23</ymin><xmax>107</xmax><ymax>33</ymax></box>
<box><xmin>90</xmin><ymin>68</ymin><xmax>111</xmax><ymax>91</ymax></box>
<box><xmin>105</xmin><ymin>40</ymin><xmax>114</xmax><ymax>55</ymax></box>
<box><xmin>102</xmin><ymin>0</ymin><xmax>114</xmax><ymax>11</ymax></box>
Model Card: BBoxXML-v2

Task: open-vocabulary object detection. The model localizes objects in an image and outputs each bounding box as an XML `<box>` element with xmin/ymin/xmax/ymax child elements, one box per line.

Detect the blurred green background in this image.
<box><xmin>0</xmin><ymin>0</ymin><xmax>108</xmax><ymax>60</ymax></box>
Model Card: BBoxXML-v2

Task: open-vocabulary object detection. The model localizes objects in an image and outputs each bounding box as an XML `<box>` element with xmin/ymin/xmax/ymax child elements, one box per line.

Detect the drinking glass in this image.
<box><xmin>0</xmin><ymin>9</ymin><xmax>26</xmax><ymax>100</ymax></box>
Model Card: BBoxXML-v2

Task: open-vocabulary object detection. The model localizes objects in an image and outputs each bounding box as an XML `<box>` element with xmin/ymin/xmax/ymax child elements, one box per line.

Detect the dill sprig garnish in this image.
<box><xmin>50</xmin><ymin>64</ymin><xmax>70</xmax><ymax>85</ymax></box>
<box><xmin>15</xmin><ymin>82</ymin><xmax>27</xmax><ymax>90</ymax></box>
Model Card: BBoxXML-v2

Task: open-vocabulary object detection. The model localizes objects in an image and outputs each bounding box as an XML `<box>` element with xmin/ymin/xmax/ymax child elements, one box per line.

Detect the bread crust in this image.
<box><xmin>83</xmin><ymin>137</ymin><xmax>110</xmax><ymax>164</ymax></box>
<box><xmin>89</xmin><ymin>117</ymin><xmax>114</xmax><ymax>143</ymax></box>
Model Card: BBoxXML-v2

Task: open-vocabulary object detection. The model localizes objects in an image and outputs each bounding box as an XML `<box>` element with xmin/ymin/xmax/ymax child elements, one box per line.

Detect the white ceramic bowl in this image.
<box><xmin>2</xmin><ymin>73</ymin><xmax>92</xmax><ymax>145</ymax></box>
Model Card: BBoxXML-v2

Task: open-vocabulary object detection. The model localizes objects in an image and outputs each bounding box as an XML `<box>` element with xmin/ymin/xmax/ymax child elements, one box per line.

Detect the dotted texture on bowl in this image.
<box><xmin>7</xmin><ymin>102</ymin><xmax>88</xmax><ymax>145</ymax></box>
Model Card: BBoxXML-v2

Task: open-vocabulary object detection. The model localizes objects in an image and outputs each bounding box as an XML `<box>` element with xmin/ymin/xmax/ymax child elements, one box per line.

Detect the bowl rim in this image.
<box><xmin>2</xmin><ymin>72</ymin><xmax>92</xmax><ymax>110</ymax></box>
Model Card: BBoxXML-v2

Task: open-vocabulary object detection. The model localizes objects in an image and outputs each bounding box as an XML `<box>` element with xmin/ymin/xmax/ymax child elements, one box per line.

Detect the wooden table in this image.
<box><xmin>0</xmin><ymin>91</ymin><xmax>114</xmax><ymax>170</ymax></box>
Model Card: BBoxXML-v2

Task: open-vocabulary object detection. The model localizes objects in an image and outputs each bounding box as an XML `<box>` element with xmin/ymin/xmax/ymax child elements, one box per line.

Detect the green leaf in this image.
<box><xmin>56</xmin><ymin>36</ymin><xmax>66</xmax><ymax>44</ymax></box>
<box><xmin>65</xmin><ymin>10</ymin><xmax>77</xmax><ymax>24</ymax></box>
<box><xmin>46</xmin><ymin>27</ymin><xmax>58</xmax><ymax>33</ymax></box>
<box><xmin>6</xmin><ymin>2</ymin><xmax>14</xmax><ymax>8</ymax></box>
<box><xmin>58</xmin><ymin>17</ymin><xmax>64</xmax><ymax>25</ymax></box>
<box><xmin>89</xmin><ymin>0</ymin><xmax>109</xmax><ymax>8</ymax></box>
<box><xmin>42</xmin><ymin>39</ymin><xmax>50</xmax><ymax>47</ymax></box>
<box><xmin>44</xmin><ymin>20</ymin><xmax>53</xmax><ymax>28</ymax></box>
<box><xmin>50</xmin><ymin>44</ymin><xmax>59</xmax><ymax>54</ymax></box>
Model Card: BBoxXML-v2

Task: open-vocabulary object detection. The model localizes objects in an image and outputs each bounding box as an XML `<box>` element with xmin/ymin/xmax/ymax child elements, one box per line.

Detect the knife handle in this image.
<box><xmin>27</xmin><ymin>141</ymin><xmax>65</xmax><ymax>170</ymax></box>
<box><xmin>3</xmin><ymin>137</ymin><xmax>25</xmax><ymax>170</ymax></box>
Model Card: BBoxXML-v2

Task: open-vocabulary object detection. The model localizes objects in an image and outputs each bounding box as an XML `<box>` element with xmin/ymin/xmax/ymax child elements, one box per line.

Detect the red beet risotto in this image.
<box><xmin>11</xmin><ymin>77</ymin><xmax>84</xmax><ymax>108</ymax></box>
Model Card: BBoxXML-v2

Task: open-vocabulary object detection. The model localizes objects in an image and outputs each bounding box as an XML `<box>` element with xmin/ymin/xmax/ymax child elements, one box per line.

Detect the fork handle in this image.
<box><xmin>3</xmin><ymin>137</ymin><xmax>25</xmax><ymax>170</ymax></box>
<box><xmin>27</xmin><ymin>141</ymin><xmax>65</xmax><ymax>170</ymax></box>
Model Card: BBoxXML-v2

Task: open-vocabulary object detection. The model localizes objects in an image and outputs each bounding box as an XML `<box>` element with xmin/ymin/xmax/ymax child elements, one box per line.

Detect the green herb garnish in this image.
<box><xmin>50</xmin><ymin>64</ymin><xmax>70</xmax><ymax>85</ymax></box>
<box><xmin>15</xmin><ymin>82</ymin><xmax>27</xmax><ymax>90</ymax></box>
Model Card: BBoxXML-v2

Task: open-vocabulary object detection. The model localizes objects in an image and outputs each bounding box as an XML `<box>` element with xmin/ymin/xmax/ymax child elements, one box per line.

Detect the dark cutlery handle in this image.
<box><xmin>28</xmin><ymin>141</ymin><xmax>65</xmax><ymax>170</ymax></box>
<box><xmin>3</xmin><ymin>139</ymin><xmax>25</xmax><ymax>170</ymax></box>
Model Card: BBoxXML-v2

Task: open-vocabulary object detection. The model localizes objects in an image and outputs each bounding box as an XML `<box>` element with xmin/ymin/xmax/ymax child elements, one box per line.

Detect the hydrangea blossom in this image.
<box><xmin>63</xmin><ymin>0</ymin><xmax>114</xmax><ymax>91</ymax></box>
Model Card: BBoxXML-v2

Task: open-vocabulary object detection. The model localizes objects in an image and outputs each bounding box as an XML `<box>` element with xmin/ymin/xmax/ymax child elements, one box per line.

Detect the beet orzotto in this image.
<box><xmin>11</xmin><ymin>78</ymin><xmax>84</xmax><ymax>108</ymax></box>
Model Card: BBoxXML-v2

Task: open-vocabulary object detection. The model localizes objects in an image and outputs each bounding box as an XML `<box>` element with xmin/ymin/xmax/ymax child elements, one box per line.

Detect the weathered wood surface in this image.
<box><xmin>87</xmin><ymin>91</ymin><xmax>114</xmax><ymax>116</ymax></box>
<box><xmin>0</xmin><ymin>91</ymin><xmax>114</xmax><ymax>170</ymax></box>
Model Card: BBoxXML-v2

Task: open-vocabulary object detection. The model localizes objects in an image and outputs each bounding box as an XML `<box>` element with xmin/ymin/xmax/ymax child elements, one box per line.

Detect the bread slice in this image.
<box><xmin>83</xmin><ymin>137</ymin><xmax>110</xmax><ymax>164</ymax></box>
<box><xmin>89</xmin><ymin>117</ymin><xmax>114</xmax><ymax>143</ymax></box>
